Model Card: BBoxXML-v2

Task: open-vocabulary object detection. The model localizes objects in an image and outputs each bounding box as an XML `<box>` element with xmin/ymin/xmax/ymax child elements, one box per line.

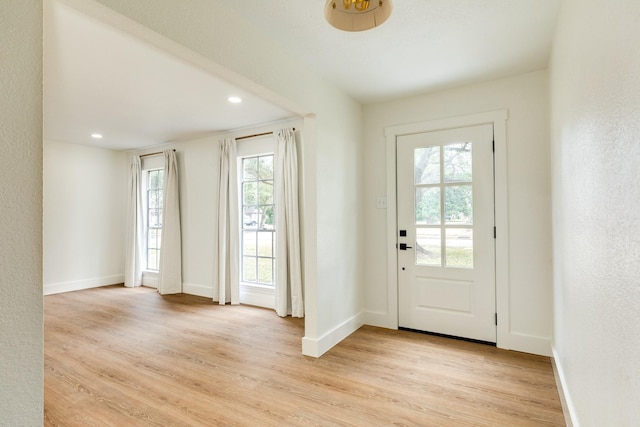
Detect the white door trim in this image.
<box><xmin>384</xmin><ymin>110</ymin><xmax>510</xmax><ymax>350</ymax></box>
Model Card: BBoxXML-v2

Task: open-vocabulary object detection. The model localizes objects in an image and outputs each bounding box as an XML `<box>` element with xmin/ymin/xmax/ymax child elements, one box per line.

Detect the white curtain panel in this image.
<box><xmin>124</xmin><ymin>155</ymin><xmax>143</xmax><ymax>288</ymax></box>
<box><xmin>157</xmin><ymin>149</ymin><xmax>183</xmax><ymax>295</ymax></box>
<box><xmin>274</xmin><ymin>128</ymin><xmax>304</xmax><ymax>317</ymax></box>
<box><xmin>214</xmin><ymin>138</ymin><xmax>239</xmax><ymax>304</ymax></box>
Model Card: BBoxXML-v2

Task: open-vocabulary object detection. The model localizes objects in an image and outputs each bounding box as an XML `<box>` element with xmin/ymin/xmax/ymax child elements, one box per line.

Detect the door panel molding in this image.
<box><xmin>384</xmin><ymin>110</ymin><xmax>510</xmax><ymax>350</ymax></box>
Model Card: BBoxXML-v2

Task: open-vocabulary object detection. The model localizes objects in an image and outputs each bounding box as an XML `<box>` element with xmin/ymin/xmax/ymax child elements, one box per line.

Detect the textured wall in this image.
<box><xmin>550</xmin><ymin>0</ymin><xmax>640</xmax><ymax>425</ymax></box>
<box><xmin>0</xmin><ymin>1</ymin><xmax>44</xmax><ymax>425</ymax></box>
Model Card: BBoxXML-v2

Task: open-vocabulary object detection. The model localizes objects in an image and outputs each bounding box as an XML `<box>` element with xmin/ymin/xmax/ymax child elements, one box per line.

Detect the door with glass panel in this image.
<box><xmin>397</xmin><ymin>124</ymin><xmax>496</xmax><ymax>342</ymax></box>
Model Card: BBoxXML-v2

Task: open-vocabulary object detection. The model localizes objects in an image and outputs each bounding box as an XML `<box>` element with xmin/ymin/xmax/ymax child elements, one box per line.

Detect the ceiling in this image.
<box><xmin>43</xmin><ymin>0</ymin><xmax>560</xmax><ymax>151</ymax></box>
<box><xmin>224</xmin><ymin>0</ymin><xmax>560</xmax><ymax>103</ymax></box>
<box><xmin>43</xmin><ymin>1</ymin><xmax>295</xmax><ymax>150</ymax></box>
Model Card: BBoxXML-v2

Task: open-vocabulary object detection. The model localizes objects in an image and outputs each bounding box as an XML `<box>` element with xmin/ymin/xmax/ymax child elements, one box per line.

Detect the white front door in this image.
<box><xmin>397</xmin><ymin>124</ymin><xmax>496</xmax><ymax>342</ymax></box>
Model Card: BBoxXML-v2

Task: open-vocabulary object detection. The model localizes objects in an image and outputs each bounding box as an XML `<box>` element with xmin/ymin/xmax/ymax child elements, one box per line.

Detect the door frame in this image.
<box><xmin>384</xmin><ymin>110</ymin><xmax>510</xmax><ymax>350</ymax></box>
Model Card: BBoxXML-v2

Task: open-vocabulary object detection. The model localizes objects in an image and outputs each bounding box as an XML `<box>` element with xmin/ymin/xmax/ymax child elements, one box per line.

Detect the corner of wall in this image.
<box><xmin>363</xmin><ymin>310</ymin><xmax>397</xmax><ymax>330</ymax></box>
<box><xmin>302</xmin><ymin>311</ymin><xmax>364</xmax><ymax>358</ymax></box>
<box><xmin>551</xmin><ymin>346</ymin><xmax>578</xmax><ymax>427</ymax></box>
<box><xmin>505</xmin><ymin>333</ymin><xmax>552</xmax><ymax>357</ymax></box>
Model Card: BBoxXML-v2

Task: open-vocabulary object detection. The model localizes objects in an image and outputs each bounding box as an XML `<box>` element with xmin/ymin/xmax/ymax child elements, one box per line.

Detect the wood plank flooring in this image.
<box><xmin>44</xmin><ymin>285</ymin><xmax>565</xmax><ymax>426</ymax></box>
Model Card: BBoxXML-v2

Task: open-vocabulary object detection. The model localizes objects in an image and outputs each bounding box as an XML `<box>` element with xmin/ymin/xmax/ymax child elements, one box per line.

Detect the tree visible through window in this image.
<box><xmin>414</xmin><ymin>142</ymin><xmax>474</xmax><ymax>268</ymax></box>
<box><xmin>147</xmin><ymin>169</ymin><xmax>163</xmax><ymax>271</ymax></box>
<box><xmin>241</xmin><ymin>155</ymin><xmax>275</xmax><ymax>286</ymax></box>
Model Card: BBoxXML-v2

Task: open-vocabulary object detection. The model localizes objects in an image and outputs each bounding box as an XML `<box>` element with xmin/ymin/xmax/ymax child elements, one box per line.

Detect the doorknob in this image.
<box><xmin>399</xmin><ymin>243</ymin><xmax>413</xmax><ymax>250</ymax></box>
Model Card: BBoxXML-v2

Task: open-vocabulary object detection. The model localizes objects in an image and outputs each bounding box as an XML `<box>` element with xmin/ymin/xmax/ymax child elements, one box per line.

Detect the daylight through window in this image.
<box><xmin>146</xmin><ymin>169</ymin><xmax>163</xmax><ymax>271</ymax></box>
<box><xmin>241</xmin><ymin>155</ymin><xmax>275</xmax><ymax>286</ymax></box>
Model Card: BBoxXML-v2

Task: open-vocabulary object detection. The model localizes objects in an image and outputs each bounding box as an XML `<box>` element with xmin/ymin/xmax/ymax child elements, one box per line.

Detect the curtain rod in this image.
<box><xmin>139</xmin><ymin>128</ymin><xmax>297</xmax><ymax>156</ymax></box>
<box><xmin>235</xmin><ymin>128</ymin><xmax>295</xmax><ymax>141</ymax></box>
<box><xmin>139</xmin><ymin>149</ymin><xmax>176</xmax><ymax>158</ymax></box>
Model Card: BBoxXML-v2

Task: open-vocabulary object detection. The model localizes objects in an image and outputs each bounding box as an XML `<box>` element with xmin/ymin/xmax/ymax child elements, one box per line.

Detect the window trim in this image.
<box><xmin>236</xmin><ymin>135</ymin><xmax>277</xmax><ymax>309</ymax></box>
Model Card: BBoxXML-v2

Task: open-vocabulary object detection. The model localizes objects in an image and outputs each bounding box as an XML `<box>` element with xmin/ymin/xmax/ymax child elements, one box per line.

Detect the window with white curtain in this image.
<box><xmin>236</xmin><ymin>135</ymin><xmax>276</xmax><ymax>308</ymax></box>
<box><xmin>146</xmin><ymin>168</ymin><xmax>164</xmax><ymax>271</ymax></box>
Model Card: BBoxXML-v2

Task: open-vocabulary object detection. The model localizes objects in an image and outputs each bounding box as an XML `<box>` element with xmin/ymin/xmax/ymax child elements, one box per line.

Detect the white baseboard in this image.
<box><xmin>363</xmin><ymin>311</ymin><xmax>551</xmax><ymax>357</ymax></box>
<box><xmin>141</xmin><ymin>272</ymin><xmax>157</xmax><ymax>288</ymax></box>
<box><xmin>507</xmin><ymin>332</ymin><xmax>552</xmax><ymax>357</ymax></box>
<box><xmin>363</xmin><ymin>314</ymin><xmax>552</xmax><ymax>358</ymax></box>
<box><xmin>239</xmin><ymin>284</ymin><xmax>275</xmax><ymax>309</ymax></box>
<box><xmin>183</xmin><ymin>282</ymin><xmax>213</xmax><ymax>298</ymax></box>
<box><xmin>183</xmin><ymin>283</ymin><xmax>276</xmax><ymax>310</ymax></box>
<box><xmin>552</xmin><ymin>346</ymin><xmax>578</xmax><ymax>427</ymax></box>
<box><xmin>363</xmin><ymin>310</ymin><xmax>397</xmax><ymax>329</ymax></box>
<box><xmin>44</xmin><ymin>274</ymin><xmax>124</xmax><ymax>295</ymax></box>
<box><xmin>302</xmin><ymin>311</ymin><xmax>364</xmax><ymax>358</ymax></box>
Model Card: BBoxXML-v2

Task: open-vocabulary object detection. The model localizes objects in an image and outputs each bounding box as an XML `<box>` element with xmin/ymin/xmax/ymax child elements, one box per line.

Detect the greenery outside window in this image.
<box><xmin>241</xmin><ymin>155</ymin><xmax>275</xmax><ymax>286</ymax></box>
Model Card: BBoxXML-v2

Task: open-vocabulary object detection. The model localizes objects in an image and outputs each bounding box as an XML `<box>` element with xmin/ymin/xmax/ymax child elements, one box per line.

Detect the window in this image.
<box><xmin>241</xmin><ymin>155</ymin><xmax>275</xmax><ymax>286</ymax></box>
<box><xmin>146</xmin><ymin>169</ymin><xmax>164</xmax><ymax>271</ymax></box>
<box><xmin>414</xmin><ymin>142</ymin><xmax>473</xmax><ymax>268</ymax></box>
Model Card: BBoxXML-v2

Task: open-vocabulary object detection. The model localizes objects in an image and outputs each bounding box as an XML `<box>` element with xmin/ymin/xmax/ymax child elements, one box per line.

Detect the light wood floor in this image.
<box><xmin>45</xmin><ymin>285</ymin><xmax>565</xmax><ymax>426</ymax></box>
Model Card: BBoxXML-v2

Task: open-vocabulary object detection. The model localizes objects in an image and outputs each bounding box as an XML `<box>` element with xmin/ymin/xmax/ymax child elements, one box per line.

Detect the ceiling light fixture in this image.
<box><xmin>324</xmin><ymin>0</ymin><xmax>393</xmax><ymax>32</ymax></box>
<box><xmin>228</xmin><ymin>96</ymin><xmax>242</xmax><ymax>104</ymax></box>
<box><xmin>91</xmin><ymin>133</ymin><xmax>103</xmax><ymax>139</ymax></box>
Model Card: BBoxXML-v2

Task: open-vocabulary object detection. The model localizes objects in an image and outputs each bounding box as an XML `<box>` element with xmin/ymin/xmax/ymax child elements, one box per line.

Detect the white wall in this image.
<box><xmin>170</xmin><ymin>137</ymin><xmax>218</xmax><ymax>296</ymax></box>
<box><xmin>0</xmin><ymin>1</ymin><xmax>43</xmax><ymax>424</ymax></box>
<box><xmin>86</xmin><ymin>0</ymin><xmax>365</xmax><ymax>357</ymax></box>
<box><xmin>550</xmin><ymin>0</ymin><xmax>640</xmax><ymax>425</ymax></box>
<box><xmin>363</xmin><ymin>71</ymin><xmax>553</xmax><ymax>355</ymax></box>
<box><xmin>43</xmin><ymin>140</ymin><xmax>127</xmax><ymax>294</ymax></box>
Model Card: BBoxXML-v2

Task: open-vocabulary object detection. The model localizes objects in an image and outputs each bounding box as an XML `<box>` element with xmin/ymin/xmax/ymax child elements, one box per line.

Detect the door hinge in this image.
<box><xmin>495</xmin><ymin>313</ymin><xmax>498</xmax><ymax>325</ymax></box>
<box><xmin>492</xmin><ymin>139</ymin><xmax>495</xmax><ymax>152</ymax></box>
<box><xmin>494</xmin><ymin>227</ymin><xmax>496</xmax><ymax>239</ymax></box>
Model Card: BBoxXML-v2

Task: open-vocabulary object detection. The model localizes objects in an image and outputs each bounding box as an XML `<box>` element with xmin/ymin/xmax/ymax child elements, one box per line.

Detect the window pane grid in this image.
<box><xmin>241</xmin><ymin>154</ymin><xmax>275</xmax><ymax>286</ymax></box>
<box><xmin>414</xmin><ymin>143</ymin><xmax>474</xmax><ymax>269</ymax></box>
<box><xmin>146</xmin><ymin>169</ymin><xmax>163</xmax><ymax>271</ymax></box>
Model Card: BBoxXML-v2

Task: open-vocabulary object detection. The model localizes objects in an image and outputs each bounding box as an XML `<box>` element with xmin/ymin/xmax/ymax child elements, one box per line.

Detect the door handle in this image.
<box><xmin>399</xmin><ymin>243</ymin><xmax>413</xmax><ymax>250</ymax></box>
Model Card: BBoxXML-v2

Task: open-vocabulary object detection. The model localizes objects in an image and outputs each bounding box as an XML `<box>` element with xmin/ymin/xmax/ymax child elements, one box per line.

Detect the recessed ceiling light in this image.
<box><xmin>91</xmin><ymin>133</ymin><xmax>103</xmax><ymax>139</ymax></box>
<box><xmin>228</xmin><ymin>96</ymin><xmax>242</xmax><ymax>104</ymax></box>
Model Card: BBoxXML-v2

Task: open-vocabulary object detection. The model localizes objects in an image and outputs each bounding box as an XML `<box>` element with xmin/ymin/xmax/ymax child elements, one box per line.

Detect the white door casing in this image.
<box><xmin>397</xmin><ymin>124</ymin><xmax>495</xmax><ymax>342</ymax></box>
<box><xmin>382</xmin><ymin>110</ymin><xmax>509</xmax><ymax>349</ymax></box>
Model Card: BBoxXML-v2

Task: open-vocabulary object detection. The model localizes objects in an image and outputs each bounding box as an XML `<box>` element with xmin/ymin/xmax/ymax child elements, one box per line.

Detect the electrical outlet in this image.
<box><xmin>376</xmin><ymin>197</ymin><xmax>387</xmax><ymax>209</ymax></box>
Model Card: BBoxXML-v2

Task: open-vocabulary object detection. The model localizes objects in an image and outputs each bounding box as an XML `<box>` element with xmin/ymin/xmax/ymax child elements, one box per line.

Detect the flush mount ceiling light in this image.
<box><xmin>91</xmin><ymin>133</ymin><xmax>103</xmax><ymax>139</ymax></box>
<box><xmin>324</xmin><ymin>0</ymin><xmax>393</xmax><ymax>32</ymax></box>
<box><xmin>228</xmin><ymin>96</ymin><xmax>242</xmax><ymax>104</ymax></box>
